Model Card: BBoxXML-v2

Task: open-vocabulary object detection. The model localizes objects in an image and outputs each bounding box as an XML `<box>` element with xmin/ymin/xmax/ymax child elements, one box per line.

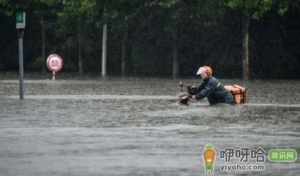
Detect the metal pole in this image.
<box><xmin>18</xmin><ymin>30</ymin><xmax>24</xmax><ymax>100</ymax></box>
<box><xmin>102</xmin><ymin>23</ymin><xmax>107</xmax><ymax>77</ymax></box>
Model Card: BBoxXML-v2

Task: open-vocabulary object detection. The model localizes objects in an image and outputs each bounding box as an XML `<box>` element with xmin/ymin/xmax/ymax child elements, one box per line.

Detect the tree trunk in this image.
<box><xmin>77</xmin><ymin>25</ymin><xmax>83</xmax><ymax>76</ymax></box>
<box><xmin>121</xmin><ymin>23</ymin><xmax>132</xmax><ymax>77</ymax></box>
<box><xmin>41</xmin><ymin>17</ymin><xmax>46</xmax><ymax>74</ymax></box>
<box><xmin>171</xmin><ymin>28</ymin><xmax>179</xmax><ymax>79</ymax></box>
<box><xmin>242</xmin><ymin>9</ymin><xmax>250</xmax><ymax>80</ymax></box>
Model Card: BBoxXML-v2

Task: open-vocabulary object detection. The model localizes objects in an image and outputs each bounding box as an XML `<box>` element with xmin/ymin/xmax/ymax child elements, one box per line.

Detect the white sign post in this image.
<box><xmin>46</xmin><ymin>54</ymin><xmax>63</xmax><ymax>80</ymax></box>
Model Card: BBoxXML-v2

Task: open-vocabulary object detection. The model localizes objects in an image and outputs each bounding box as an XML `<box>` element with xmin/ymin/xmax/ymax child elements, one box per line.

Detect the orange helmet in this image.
<box><xmin>196</xmin><ymin>66</ymin><xmax>213</xmax><ymax>75</ymax></box>
<box><xmin>204</xmin><ymin>66</ymin><xmax>212</xmax><ymax>75</ymax></box>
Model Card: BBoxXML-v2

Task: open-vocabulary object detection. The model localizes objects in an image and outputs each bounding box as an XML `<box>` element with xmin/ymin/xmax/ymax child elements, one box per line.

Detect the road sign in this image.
<box><xmin>16</xmin><ymin>12</ymin><xmax>26</xmax><ymax>29</ymax></box>
<box><xmin>46</xmin><ymin>54</ymin><xmax>63</xmax><ymax>72</ymax></box>
<box><xmin>46</xmin><ymin>54</ymin><xmax>63</xmax><ymax>80</ymax></box>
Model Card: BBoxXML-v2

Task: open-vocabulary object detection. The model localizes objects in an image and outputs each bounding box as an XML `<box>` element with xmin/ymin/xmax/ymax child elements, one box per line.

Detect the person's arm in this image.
<box><xmin>195</xmin><ymin>79</ymin><xmax>219</xmax><ymax>100</ymax></box>
<box><xmin>191</xmin><ymin>82</ymin><xmax>204</xmax><ymax>99</ymax></box>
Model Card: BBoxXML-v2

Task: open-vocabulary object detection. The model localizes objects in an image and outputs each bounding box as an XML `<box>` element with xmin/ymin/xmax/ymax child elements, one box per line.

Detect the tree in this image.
<box><xmin>35</xmin><ymin>0</ymin><xmax>61</xmax><ymax>73</ymax></box>
<box><xmin>105</xmin><ymin>0</ymin><xmax>153</xmax><ymax>77</ymax></box>
<box><xmin>145</xmin><ymin>0</ymin><xmax>194</xmax><ymax>79</ymax></box>
<box><xmin>0</xmin><ymin>0</ymin><xmax>57</xmax><ymax>73</ymax></box>
<box><xmin>41</xmin><ymin>0</ymin><xmax>106</xmax><ymax>75</ymax></box>
<box><xmin>111</xmin><ymin>0</ymin><xmax>144</xmax><ymax>77</ymax></box>
<box><xmin>225</xmin><ymin>0</ymin><xmax>299</xmax><ymax>79</ymax></box>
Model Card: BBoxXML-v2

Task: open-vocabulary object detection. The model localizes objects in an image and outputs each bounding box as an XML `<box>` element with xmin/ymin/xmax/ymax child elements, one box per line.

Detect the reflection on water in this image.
<box><xmin>0</xmin><ymin>79</ymin><xmax>299</xmax><ymax>176</ymax></box>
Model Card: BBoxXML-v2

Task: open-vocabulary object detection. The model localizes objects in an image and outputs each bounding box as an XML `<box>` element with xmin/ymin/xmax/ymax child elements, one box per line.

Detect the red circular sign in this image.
<box><xmin>46</xmin><ymin>54</ymin><xmax>63</xmax><ymax>72</ymax></box>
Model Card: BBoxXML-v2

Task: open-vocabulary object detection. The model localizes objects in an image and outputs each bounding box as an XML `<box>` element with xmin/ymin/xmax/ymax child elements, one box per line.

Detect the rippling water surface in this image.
<box><xmin>0</xmin><ymin>78</ymin><xmax>299</xmax><ymax>176</ymax></box>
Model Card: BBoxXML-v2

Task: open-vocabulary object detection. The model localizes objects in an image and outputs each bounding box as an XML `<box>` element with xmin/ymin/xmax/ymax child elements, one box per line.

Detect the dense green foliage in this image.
<box><xmin>0</xmin><ymin>0</ymin><xmax>300</xmax><ymax>79</ymax></box>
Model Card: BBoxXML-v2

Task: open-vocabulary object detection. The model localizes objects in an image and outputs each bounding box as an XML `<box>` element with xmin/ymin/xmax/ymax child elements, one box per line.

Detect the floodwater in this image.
<box><xmin>0</xmin><ymin>78</ymin><xmax>299</xmax><ymax>176</ymax></box>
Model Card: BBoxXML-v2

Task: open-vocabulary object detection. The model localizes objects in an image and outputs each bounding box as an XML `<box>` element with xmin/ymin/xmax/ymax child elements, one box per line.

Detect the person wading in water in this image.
<box><xmin>178</xmin><ymin>66</ymin><xmax>234</xmax><ymax>105</ymax></box>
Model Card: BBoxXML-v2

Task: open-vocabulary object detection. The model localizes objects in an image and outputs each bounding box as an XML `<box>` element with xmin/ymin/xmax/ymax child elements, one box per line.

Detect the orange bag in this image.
<box><xmin>224</xmin><ymin>85</ymin><xmax>246</xmax><ymax>104</ymax></box>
